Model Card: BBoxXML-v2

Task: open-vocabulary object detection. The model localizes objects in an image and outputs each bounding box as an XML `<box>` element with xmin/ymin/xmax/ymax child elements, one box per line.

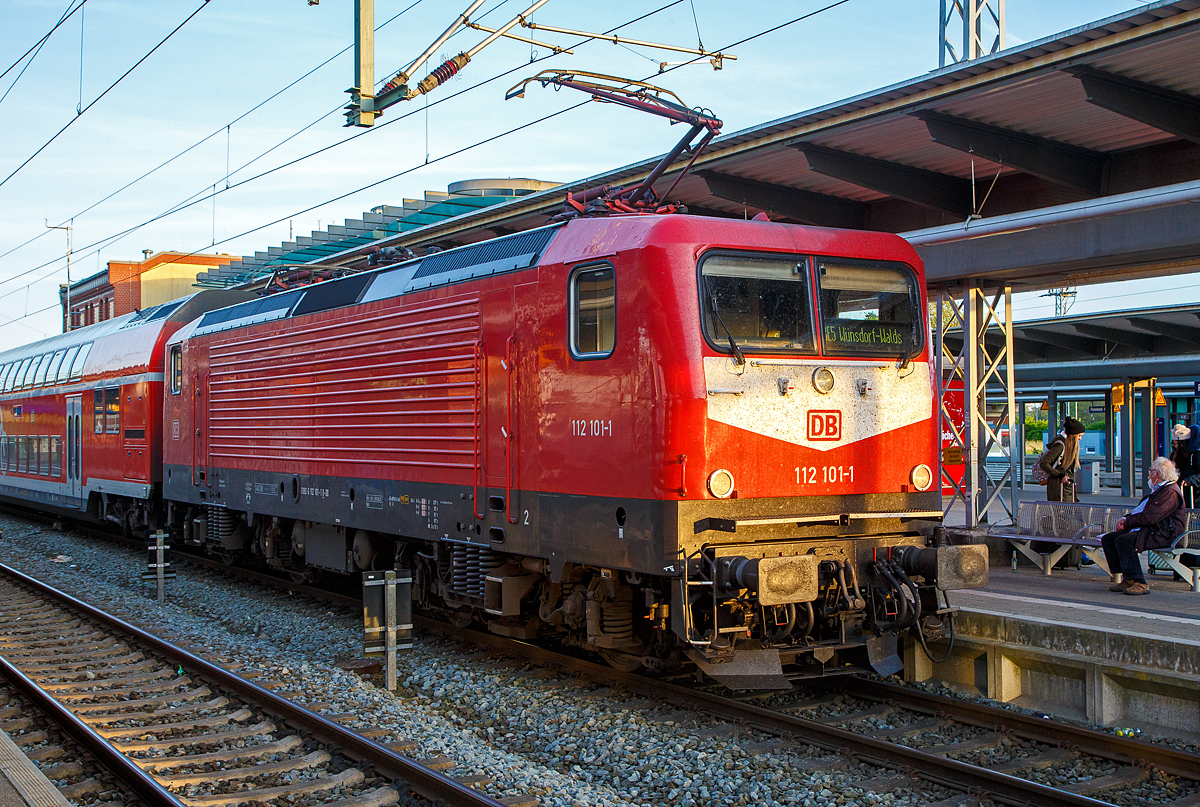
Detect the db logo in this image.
<box><xmin>808</xmin><ymin>410</ymin><xmax>842</xmax><ymax>441</ymax></box>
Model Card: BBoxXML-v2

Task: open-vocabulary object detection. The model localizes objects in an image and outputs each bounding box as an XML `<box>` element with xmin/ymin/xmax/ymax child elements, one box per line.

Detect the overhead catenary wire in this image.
<box><xmin>0</xmin><ymin>0</ymin><xmax>691</xmax><ymax>294</ymax></box>
<box><xmin>0</xmin><ymin>0</ymin><xmax>86</xmax><ymax>108</ymax></box>
<box><xmin>0</xmin><ymin>0</ymin><xmax>213</xmax><ymax>192</ymax></box>
<box><xmin>1</xmin><ymin>0</ymin><xmax>855</xmax><ymax>333</ymax></box>
<box><xmin>0</xmin><ymin>0</ymin><xmax>433</xmax><ymax>267</ymax></box>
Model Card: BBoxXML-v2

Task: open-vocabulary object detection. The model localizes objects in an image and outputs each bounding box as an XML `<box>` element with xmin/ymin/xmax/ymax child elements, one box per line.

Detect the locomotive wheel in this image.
<box><xmin>599</xmin><ymin>650</ymin><xmax>643</xmax><ymax>673</ymax></box>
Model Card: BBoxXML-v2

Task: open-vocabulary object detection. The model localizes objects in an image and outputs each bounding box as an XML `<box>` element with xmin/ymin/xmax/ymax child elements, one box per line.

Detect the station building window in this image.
<box><xmin>570</xmin><ymin>263</ymin><xmax>616</xmax><ymax>359</ymax></box>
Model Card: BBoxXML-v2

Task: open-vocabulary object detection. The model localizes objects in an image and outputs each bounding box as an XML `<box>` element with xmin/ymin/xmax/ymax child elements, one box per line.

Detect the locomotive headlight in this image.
<box><xmin>707</xmin><ymin>469</ymin><xmax>735</xmax><ymax>499</ymax></box>
<box><xmin>911</xmin><ymin>463</ymin><xmax>934</xmax><ymax>491</ymax></box>
<box><xmin>812</xmin><ymin>367</ymin><xmax>835</xmax><ymax>395</ymax></box>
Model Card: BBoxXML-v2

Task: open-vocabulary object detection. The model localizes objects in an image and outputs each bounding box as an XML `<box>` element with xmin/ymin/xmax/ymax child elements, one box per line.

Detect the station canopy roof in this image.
<box><xmin>314</xmin><ymin>0</ymin><xmax>1200</xmax><ymax>294</ymax></box>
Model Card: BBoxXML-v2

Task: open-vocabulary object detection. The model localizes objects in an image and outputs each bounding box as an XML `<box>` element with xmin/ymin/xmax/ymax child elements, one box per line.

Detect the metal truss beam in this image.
<box><xmin>914</xmin><ymin>110</ymin><xmax>1107</xmax><ymax>196</ymax></box>
<box><xmin>696</xmin><ymin>171</ymin><xmax>868</xmax><ymax>229</ymax></box>
<box><xmin>793</xmin><ymin>143</ymin><xmax>973</xmax><ymax>216</ymax></box>
<box><xmin>937</xmin><ymin>281</ymin><xmax>1018</xmax><ymax>528</ymax></box>
<box><xmin>1067</xmin><ymin>65</ymin><xmax>1200</xmax><ymax>145</ymax></box>
<box><xmin>1126</xmin><ymin>316</ymin><xmax>1200</xmax><ymax>345</ymax></box>
<box><xmin>1072</xmin><ymin>323</ymin><xmax>1156</xmax><ymax>352</ymax></box>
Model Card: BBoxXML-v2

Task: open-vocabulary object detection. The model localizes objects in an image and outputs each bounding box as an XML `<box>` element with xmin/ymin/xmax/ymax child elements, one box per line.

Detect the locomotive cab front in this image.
<box><xmin>661</xmin><ymin>230</ymin><xmax>987</xmax><ymax>687</ymax></box>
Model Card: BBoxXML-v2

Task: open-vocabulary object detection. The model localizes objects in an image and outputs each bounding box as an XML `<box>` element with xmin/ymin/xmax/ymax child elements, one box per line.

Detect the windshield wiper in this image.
<box><xmin>706</xmin><ymin>282</ymin><xmax>746</xmax><ymax>366</ymax></box>
<box><xmin>896</xmin><ymin>340</ymin><xmax>913</xmax><ymax>370</ymax></box>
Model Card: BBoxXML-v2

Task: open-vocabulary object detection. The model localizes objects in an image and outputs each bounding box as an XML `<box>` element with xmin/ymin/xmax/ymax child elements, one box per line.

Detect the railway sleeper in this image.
<box><xmin>13</xmin><ymin>730</ymin><xmax>50</xmax><ymax>746</ymax></box>
<box><xmin>25</xmin><ymin>744</ymin><xmax>65</xmax><ymax>762</ymax></box>
<box><xmin>814</xmin><ymin>704</ymin><xmax>893</xmax><ymax>725</ymax></box>
<box><xmin>42</xmin><ymin>761</ymin><xmax>86</xmax><ymax>780</ymax></box>
<box><xmin>69</xmin><ymin>686</ymin><xmax>215</xmax><ymax>713</ymax></box>
<box><xmin>54</xmin><ymin>675</ymin><xmax>195</xmax><ymax>701</ymax></box>
<box><xmin>83</xmin><ymin>696</ymin><xmax>232</xmax><ymax>725</ymax></box>
<box><xmin>321</xmin><ymin>786</ymin><xmax>400</xmax><ymax>807</ymax></box>
<box><xmin>59</xmin><ymin>779</ymin><xmax>103</xmax><ymax>800</ymax></box>
<box><xmin>112</xmin><ymin>720</ymin><xmax>276</xmax><ymax>752</ymax></box>
<box><xmin>868</xmin><ymin>716</ymin><xmax>943</xmax><ymax>740</ymax></box>
<box><xmin>178</xmin><ymin>766</ymin><xmax>363</xmax><ymax>807</ymax></box>
<box><xmin>38</xmin><ymin>665</ymin><xmax>178</xmax><ymax>691</ymax></box>
<box><xmin>95</xmin><ymin>706</ymin><xmax>253</xmax><ymax>739</ymax></box>
<box><xmin>846</xmin><ymin>774</ymin><xmax>917</xmax><ymax>793</ymax></box>
<box><xmin>993</xmin><ymin>746</ymin><xmax>1074</xmax><ymax>773</ymax></box>
<box><xmin>157</xmin><ymin>749</ymin><xmax>331</xmax><ymax>786</ymax></box>
<box><xmin>45</xmin><ymin>657</ymin><xmax>160</xmax><ymax>679</ymax></box>
<box><xmin>134</xmin><ymin>735</ymin><xmax>305</xmax><ymax>772</ymax></box>
<box><xmin>22</xmin><ymin>652</ymin><xmax>146</xmax><ymax>674</ymax></box>
<box><xmin>1062</xmin><ymin>765</ymin><xmax>1149</xmax><ymax>795</ymax></box>
<box><xmin>921</xmin><ymin>731</ymin><xmax>1004</xmax><ymax>755</ymax></box>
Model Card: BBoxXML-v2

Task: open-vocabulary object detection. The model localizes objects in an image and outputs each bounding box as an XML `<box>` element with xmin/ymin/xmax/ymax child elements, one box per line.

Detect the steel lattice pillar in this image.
<box><xmin>940</xmin><ymin>0</ymin><xmax>1006</xmax><ymax>68</ymax></box>
<box><xmin>937</xmin><ymin>281</ymin><xmax>1018</xmax><ymax>528</ymax></box>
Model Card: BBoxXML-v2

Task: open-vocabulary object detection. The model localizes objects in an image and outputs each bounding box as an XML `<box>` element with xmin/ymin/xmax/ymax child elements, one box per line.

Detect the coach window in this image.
<box><xmin>57</xmin><ymin>346</ymin><xmax>79</xmax><ymax>384</ymax></box>
<box><xmin>11</xmin><ymin>358</ymin><xmax>32</xmax><ymax>391</ymax></box>
<box><xmin>570</xmin><ymin>264</ymin><xmax>616</xmax><ymax>359</ymax></box>
<box><xmin>49</xmin><ymin>437</ymin><xmax>60</xmax><ymax>477</ymax></box>
<box><xmin>0</xmin><ymin>437</ymin><xmax>6</xmax><ymax>472</ymax></box>
<box><xmin>17</xmin><ymin>437</ymin><xmax>27</xmax><ymax>474</ymax></box>
<box><xmin>38</xmin><ymin>437</ymin><xmax>49</xmax><ymax>476</ymax></box>
<box><xmin>170</xmin><ymin>345</ymin><xmax>183</xmax><ymax>394</ymax></box>
<box><xmin>105</xmin><ymin>386</ymin><xmax>120</xmax><ymax>434</ymax></box>
<box><xmin>815</xmin><ymin>259</ymin><xmax>922</xmax><ymax>358</ymax></box>
<box><xmin>43</xmin><ymin>350</ymin><xmax>67</xmax><ymax>387</ymax></box>
<box><xmin>69</xmin><ymin>343</ymin><xmax>91</xmax><ymax>380</ymax></box>
<box><xmin>34</xmin><ymin>352</ymin><xmax>57</xmax><ymax>387</ymax></box>
<box><xmin>93</xmin><ymin>389</ymin><xmax>104</xmax><ymax>435</ymax></box>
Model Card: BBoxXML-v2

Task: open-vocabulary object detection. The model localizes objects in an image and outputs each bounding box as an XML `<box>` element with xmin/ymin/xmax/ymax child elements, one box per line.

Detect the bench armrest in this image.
<box><xmin>1169</xmin><ymin>530</ymin><xmax>1200</xmax><ymax>551</ymax></box>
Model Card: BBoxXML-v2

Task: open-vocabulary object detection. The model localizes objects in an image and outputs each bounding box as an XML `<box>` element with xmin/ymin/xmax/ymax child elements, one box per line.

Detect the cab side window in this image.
<box><xmin>170</xmin><ymin>345</ymin><xmax>183</xmax><ymax>394</ymax></box>
<box><xmin>570</xmin><ymin>264</ymin><xmax>616</xmax><ymax>359</ymax></box>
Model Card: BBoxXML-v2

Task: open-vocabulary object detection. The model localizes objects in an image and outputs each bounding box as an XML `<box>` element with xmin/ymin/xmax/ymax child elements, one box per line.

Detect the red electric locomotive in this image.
<box><xmin>160</xmin><ymin>214</ymin><xmax>986</xmax><ymax>687</ymax></box>
<box><xmin>0</xmin><ymin>291</ymin><xmax>250</xmax><ymax>531</ymax></box>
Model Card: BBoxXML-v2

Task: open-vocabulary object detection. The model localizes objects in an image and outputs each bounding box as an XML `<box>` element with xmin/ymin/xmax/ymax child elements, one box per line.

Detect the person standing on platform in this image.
<box><xmin>1101</xmin><ymin>457</ymin><xmax>1185</xmax><ymax>595</ymax></box>
<box><xmin>1040</xmin><ymin>417</ymin><xmax>1086</xmax><ymax>503</ymax></box>
<box><xmin>1171</xmin><ymin>423</ymin><xmax>1200</xmax><ymax>508</ymax></box>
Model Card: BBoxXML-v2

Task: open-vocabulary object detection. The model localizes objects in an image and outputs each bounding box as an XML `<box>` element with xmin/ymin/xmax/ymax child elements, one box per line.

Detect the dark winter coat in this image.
<box><xmin>1125</xmin><ymin>482</ymin><xmax>1186</xmax><ymax>552</ymax></box>
<box><xmin>1039</xmin><ymin>436</ymin><xmax>1079</xmax><ymax>503</ymax></box>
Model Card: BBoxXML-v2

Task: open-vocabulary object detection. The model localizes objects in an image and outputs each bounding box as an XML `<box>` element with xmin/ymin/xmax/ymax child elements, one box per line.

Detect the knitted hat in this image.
<box><xmin>1174</xmin><ymin>423</ymin><xmax>1192</xmax><ymax>441</ymax></box>
<box><xmin>1063</xmin><ymin>417</ymin><xmax>1086</xmax><ymax>435</ymax></box>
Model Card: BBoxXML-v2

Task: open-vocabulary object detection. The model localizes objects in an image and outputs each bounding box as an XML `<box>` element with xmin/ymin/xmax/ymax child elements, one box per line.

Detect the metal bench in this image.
<box><xmin>1003</xmin><ymin>501</ymin><xmax>1200</xmax><ymax>592</ymax></box>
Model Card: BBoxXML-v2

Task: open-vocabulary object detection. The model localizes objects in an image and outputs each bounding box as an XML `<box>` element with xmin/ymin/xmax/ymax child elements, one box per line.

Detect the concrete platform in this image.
<box><xmin>905</xmin><ymin>562</ymin><xmax>1200</xmax><ymax>741</ymax></box>
<box><xmin>0</xmin><ymin>730</ymin><xmax>70</xmax><ymax>807</ymax></box>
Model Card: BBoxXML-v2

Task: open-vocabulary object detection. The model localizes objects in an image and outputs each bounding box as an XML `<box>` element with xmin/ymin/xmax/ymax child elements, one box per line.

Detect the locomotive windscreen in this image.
<box><xmin>700</xmin><ymin>253</ymin><xmax>816</xmax><ymax>353</ymax></box>
<box><xmin>815</xmin><ymin>259</ymin><xmax>921</xmax><ymax>356</ymax></box>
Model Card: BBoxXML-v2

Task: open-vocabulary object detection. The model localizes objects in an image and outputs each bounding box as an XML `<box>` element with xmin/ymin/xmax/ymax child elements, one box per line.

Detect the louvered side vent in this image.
<box><xmin>205</xmin><ymin>292</ymin><xmax>482</xmax><ymax>484</ymax></box>
<box><xmin>408</xmin><ymin>225</ymin><xmax>560</xmax><ymax>289</ymax></box>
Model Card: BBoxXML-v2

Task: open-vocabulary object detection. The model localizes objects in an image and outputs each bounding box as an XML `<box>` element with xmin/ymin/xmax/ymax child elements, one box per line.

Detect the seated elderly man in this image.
<box><xmin>1102</xmin><ymin>456</ymin><xmax>1186</xmax><ymax>595</ymax></box>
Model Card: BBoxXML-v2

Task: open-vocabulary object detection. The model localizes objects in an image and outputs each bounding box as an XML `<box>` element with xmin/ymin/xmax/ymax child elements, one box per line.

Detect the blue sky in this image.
<box><xmin>0</xmin><ymin>0</ymin><xmax>1171</xmax><ymax>343</ymax></box>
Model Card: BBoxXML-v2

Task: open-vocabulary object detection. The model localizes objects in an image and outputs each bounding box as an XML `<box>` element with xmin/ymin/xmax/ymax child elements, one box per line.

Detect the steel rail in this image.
<box><xmin>0</xmin><ymin>562</ymin><xmax>510</xmax><ymax>807</ymax></box>
<box><xmin>827</xmin><ymin>677</ymin><xmax>1200</xmax><ymax>781</ymax></box>
<box><xmin>416</xmin><ymin>618</ymin><xmax>1113</xmax><ymax>807</ymax></box>
<box><xmin>0</xmin><ymin>654</ymin><xmax>186</xmax><ymax>807</ymax></box>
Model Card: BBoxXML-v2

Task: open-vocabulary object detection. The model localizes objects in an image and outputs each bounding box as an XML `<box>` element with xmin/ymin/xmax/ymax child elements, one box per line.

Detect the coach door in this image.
<box><xmin>66</xmin><ymin>396</ymin><xmax>82</xmax><ymax>503</ymax></box>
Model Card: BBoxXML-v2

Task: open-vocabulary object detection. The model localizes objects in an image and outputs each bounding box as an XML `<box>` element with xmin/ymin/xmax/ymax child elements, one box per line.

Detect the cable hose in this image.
<box><xmin>918</xmin><ymin>610</ymin><xmax>956</xmax><ymax>664</ymax></box>
<box><xmin>891</xmin><ymin>562</ymin><xmax>922</xmax><ymax>630</ymax></box>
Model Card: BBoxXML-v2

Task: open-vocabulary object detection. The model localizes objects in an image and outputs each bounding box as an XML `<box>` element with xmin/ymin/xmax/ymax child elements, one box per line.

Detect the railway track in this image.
<box><xmin>0</xmin><ymin>561</ymin><xmax>531</xmax><ymax>807</ymax></box>
<box><xmin>5</xmin><ymin>507</ymin><xmax>1199</xmax><ymax>806</ymax></box>
<box><xmin>127</xmin><ymin>532</ymin><xmax>1200</xmax><ymax>807</ymax></box>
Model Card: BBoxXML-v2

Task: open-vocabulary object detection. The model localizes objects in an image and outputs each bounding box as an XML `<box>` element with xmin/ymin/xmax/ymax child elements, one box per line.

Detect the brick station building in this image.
<box><xmin>58</xmin><ymin>251</ymin><xmax>233</xmax><ymax>330</ymax></box>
